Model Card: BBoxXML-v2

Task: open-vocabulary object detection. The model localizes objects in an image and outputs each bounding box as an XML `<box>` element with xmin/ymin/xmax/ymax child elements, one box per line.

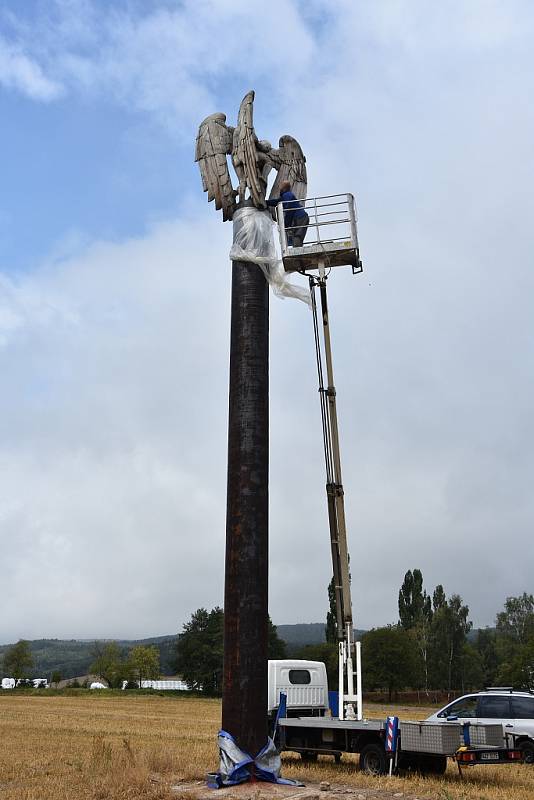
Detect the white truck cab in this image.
<box><xmin>268</xmin><ymin>659</ymin><xmax>329</xmax><ymax>719</ymax></box>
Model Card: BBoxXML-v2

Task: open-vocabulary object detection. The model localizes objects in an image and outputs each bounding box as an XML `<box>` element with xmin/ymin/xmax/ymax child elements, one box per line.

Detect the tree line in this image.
<box><xmin>0</xmin><ymin>612</ymin><xmax>287</xmax><ymax>694</ymax></box>
<box><xmin>301</xmin><ymin>569</ymin><xmax>533</xmax><ymax>700</ymax></box>
<box><xmin>175</xmin><ymin>608</ymin><xmax>287</xmax><ymax>694</ymax></box>
<box><xmin>173</xmin><ymin>576</ymin><xmax>533</xmax><ymax>699</ymax></box>
<box><xmin>3</xmin><ymin>570</ymin><xmax>532</xmax><ymax>698</ymax></box>
<box><xmin>1</xmin><ymin>639</ymin><xmax>161</xmax><ymax>689</ymax></box>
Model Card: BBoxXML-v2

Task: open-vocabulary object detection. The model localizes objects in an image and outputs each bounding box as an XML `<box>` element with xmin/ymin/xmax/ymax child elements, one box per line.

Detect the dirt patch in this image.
<box><xmin>173</xmin><ymin>779</ymin><xmax>431</xmax><ymax>800</ymax></box>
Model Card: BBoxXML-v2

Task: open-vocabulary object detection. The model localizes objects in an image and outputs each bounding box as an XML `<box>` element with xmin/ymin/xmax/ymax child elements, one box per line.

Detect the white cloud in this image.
<box><xmin>2</xmin><ymin>0</ymin><xmax>534</xmax><ymax>641</ymax></box>
<box><xmin>0</xmin><ymin>36</ymin><xmax>63</xmax><ymax>100</ymax></box>
<box><xmin>1</xmin><ymin>0</ymin><xmax>316</xmax><ymax>136</ymax></box>
<box><xmin>0</xmin><ymin>216</ymin><xmax>233</xmax><ymax>639</ymax></box>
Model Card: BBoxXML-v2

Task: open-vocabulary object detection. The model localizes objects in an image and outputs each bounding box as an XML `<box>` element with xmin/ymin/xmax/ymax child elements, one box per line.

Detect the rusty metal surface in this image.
<box><xmin>222</xmin><ymin>259</ymin><xmax>269</xmax><ymax>756</ymax></box>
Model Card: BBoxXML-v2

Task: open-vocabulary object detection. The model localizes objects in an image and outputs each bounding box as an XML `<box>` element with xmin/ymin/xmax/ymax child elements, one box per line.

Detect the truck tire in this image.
<box><xmin>359</xmin><ymin>743</ymin><xmax>387</xmax><ymax>775</ymax></box>
<box><xmin>300</xmin><ymin>751</ymin><xmax>318</xmax><ymax>763</ymax></box>
<box><xmin>421</xmin><ymin>755</ymin><xmax>447</xmax><ymax>775</ymax></box>
<box><xmin>519</xmin><ymin>740</ymin><xmax>534</xmax><ymax>764</ymax></box>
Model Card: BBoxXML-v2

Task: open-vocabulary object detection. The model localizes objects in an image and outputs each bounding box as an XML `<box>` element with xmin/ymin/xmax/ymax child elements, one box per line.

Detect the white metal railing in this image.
<box><xmin>275</xmin><ymin>193</ymin><xmax>358</xmax><ymax>253</ymax></box>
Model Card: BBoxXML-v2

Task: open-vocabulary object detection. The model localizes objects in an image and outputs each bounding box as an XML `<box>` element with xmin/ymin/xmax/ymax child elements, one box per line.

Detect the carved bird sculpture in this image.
<box><xmin>195</xmin><ymin>91</ymin><xmax>307</xmax><ymax>222</ymax></box>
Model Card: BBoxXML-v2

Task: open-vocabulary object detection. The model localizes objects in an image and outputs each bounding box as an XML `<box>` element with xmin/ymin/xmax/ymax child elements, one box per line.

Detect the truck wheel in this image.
<box><xmin>359</xmin><ymin>743</ymin><xmax>387</xmax><ymax>775</ymax></box>
<box><xmin>519</xmin><ymin>740</ymin><xmax>534</xmax><ymax>764</ymax></box>
<box><xmin>301</xmin><ymin>751</ymin><xmax>318</xmax><ymax>763</ymax></box>
<box><xmin>421</xmin><ymin>755</ymin><xmax>447</xmax><ymax>775</ymax></box>
<box><xmin>432</xmin><ymin>755</ymin><xmax>447</xmax><ymax>774</ymax></box>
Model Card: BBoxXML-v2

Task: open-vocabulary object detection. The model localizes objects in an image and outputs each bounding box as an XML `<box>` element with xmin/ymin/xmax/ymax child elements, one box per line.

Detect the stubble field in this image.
<box><xmin>0</xmin><ymin>693</ymin><xmax>533</xmax><ymax>800</ymax></box>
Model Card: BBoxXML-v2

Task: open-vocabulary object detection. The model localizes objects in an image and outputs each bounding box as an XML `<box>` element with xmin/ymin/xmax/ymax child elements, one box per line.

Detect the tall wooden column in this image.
<box><xmin>222</xmin><ymin>257</ymin><xmax>269</xmax><ymax>757</ymax></box>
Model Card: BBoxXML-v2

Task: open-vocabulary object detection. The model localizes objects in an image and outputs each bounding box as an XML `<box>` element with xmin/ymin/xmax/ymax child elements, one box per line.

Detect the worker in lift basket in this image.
<box><xmin>267</xmin><ymin>180</ymin><xmax>309</xmax><ymax>247</ymax></box>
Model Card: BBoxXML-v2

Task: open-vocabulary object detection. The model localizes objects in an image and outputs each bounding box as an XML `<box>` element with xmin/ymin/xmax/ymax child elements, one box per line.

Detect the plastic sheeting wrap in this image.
<box><xmin>229</xmin><ymin>206</ymin><xmax>311</xmax><ymax>306</ymax></box>
<box><xmin>206</xmin><ymin>730</ymin><xmax>304</xmax><ymax>789</ymax></box>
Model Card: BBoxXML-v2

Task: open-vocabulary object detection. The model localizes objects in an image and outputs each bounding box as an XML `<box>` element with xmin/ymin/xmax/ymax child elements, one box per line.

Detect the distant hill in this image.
<box><xmin>0</xmin><ymin>636</ymin><xmax>178</xmax><ymax>680</ymax></box>
<box><xmin>276</xmin><ymin>623</ymin><xmax>367</xmax><ymax>658</ymax></box>
<box><xmin>276</xmin><ymin>623</ymin><xmax>327</xmax><ymax>646</ymax></box>
<box><xmin>0</xmin><ymin>623</ymin><xmax>372</xmax><ymax>679</ymax></box>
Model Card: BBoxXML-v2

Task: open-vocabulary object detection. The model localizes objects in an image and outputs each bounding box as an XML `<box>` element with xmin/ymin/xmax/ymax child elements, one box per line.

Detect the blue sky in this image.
<box><xmin>1</xmin><ymin>0</ymin><xmax>534</xmax><ymax>642</ymax></box>
<box><xmin>0</xmin><ymin>0</ymin><xmax>331</xmax><ymax>270</ymax></box>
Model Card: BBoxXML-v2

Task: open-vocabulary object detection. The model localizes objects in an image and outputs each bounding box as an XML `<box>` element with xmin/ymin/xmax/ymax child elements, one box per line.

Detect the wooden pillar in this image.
<box><xmin>222</xmin><ymin>257</ymin><xmax>269</xmax><ymax>756</ymax></box>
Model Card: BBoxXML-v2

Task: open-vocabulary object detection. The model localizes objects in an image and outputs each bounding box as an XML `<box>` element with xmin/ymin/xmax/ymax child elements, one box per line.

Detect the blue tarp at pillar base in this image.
<box><xmin>207</xmin><ymin>730</ymin><xmax>304</xmax><ymax>789</ymax></box>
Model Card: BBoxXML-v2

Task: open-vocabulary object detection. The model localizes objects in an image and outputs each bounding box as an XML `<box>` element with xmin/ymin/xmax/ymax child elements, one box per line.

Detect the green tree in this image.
<box><xmin>176</xmin><ymin>608</ymin><xmax>286</xmax><ymax>695</ymax></box>
<box><xmin>429</xmin><ymin>593</ymin><xmax>472</xmax><ymax>690</ymax></box>
<box><xmin>268</xmin><ymin>618</ymin><xmax>287</xmax><ymax>659</ymax></box>
<box><xmin>176</xmin><ymin>607</ymin><xmax>224</xmax><ymax>694</ymax></box>
<box><xmin>458</xmin><ymin>642</ymin><xmax>484</xmax><ymax>692</ymax></box>
<box><xmin>398</xmin><ymin>569</ymin><xmax>433</xmax><ymax>692</ymax></box>
<box><xmin>496</xmin><ymin>635</ymin><xmax>534</xmax><ymax>690</ymax></box>
<box><xmin>325</xmin><ymin>577</ymin><xmax>337</xmax><ymax>644</ymax></box>
<box><xmin>399</xmin><ymin>569</ymin><xmax>427</xmax><ymax>629</ymax></box>
<box><xmin>475</xmin><ymin>628</ymin><xmax>499</xmax><ymax>687</ymax></box>
<box><xmin>2</xmin><ymin>640</ymin><xmax>34</xmax><ymax>683</ymax></box>
<box><xmin>50</xmin><ymin>670</ymin><xmax>62</xmax><ymax>687</ymax></box>
<box><xmin>493</xmin><ymin>594</ymin><xmax>534</xmax><ymax>685</ymax></box>
<box><xmin>432</xmin><ymin>584</ymin><xmax>447</xmax><ymax>612</ymax></box>
<box><xmin>362</xmin><ymin>626</ymin><xmax>415</xmax><ymax>701</ymax></box>
<box><xmin>128</xmin><ymin>645</ymin><xmax>160</xmax><ymax>686</ymax></box>
<box><xmin>496</xmin><ymin>593</ymin><xmax>534</xmax><ymax>653</ymax></box>
<box><xmin>90</xmin><ymin>642</ymin><xmax>128</xmax><ymax>688</ymax></box>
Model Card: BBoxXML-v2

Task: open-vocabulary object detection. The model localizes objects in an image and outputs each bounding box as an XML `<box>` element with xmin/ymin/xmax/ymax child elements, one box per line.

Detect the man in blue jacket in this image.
<box><xmin>267</xmin><ymin>181</ymin><xmax>309</xmax><ymax>247</ymax></box>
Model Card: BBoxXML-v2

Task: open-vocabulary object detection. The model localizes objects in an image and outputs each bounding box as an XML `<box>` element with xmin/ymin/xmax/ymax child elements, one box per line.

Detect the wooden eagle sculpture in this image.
<box><xmin>195</xmin><ymin>90</ymin><xmax>307</xmax><ymax>222</ymax></box>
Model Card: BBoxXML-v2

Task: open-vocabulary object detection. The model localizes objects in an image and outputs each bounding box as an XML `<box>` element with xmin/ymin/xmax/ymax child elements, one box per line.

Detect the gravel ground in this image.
<box><xmin>174</xmin><ymin>779</ymin><xmax>432</xmax><ymax>800</ymax></box>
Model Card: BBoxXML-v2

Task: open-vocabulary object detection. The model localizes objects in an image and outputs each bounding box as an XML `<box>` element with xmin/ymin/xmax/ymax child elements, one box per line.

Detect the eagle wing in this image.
<box><xmin>195</xmin><ymin>113</ymin><xmax>236</xmax><ymax>222</ymax></box>
<box><xmin>232</xmin><ymin>90</ymin><xmax>266</xmax><ymax>208</ymax></box>
<box><xmin>268</xmin><ymin>135</ymin><xmax>307</xmax><ymax>202</ymax></box>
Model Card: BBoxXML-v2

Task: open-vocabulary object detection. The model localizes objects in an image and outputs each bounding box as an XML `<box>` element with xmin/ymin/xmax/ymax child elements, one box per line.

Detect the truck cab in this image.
<box><xmin>268</xmin><ymin>659</ymin><xmax>329</xmax><ymax>721</ymax></box>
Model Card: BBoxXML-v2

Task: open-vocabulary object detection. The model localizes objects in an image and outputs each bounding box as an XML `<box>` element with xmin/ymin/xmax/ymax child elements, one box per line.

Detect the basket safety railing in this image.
<box><xmin>275</xmin><ymin>193</ymin><xmax>358</xmax><ymax>256</ymax></box>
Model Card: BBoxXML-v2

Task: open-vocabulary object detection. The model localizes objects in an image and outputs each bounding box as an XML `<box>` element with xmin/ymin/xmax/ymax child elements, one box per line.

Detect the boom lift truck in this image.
<box><xmin>277</xmin><ymin>193</ymin><xmax>363</xmax><ymax>722</ymax></box>
<box><xmin>273</xmin><ymin>195</ymin><xmax>525</xmax><ymax>776</ymax></box>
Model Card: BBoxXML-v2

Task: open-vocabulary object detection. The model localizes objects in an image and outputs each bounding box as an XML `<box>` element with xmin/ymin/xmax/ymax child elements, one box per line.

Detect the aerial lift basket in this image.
<box><xmin>275</xmin><ymin>193</ymin><xmax>362</xmax><ymax>274</ymax></box>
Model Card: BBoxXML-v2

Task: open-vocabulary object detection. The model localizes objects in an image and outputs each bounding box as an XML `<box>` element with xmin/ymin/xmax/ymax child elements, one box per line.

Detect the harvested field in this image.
<box><xmin>0</xmin><ymin>694</ymin><xmax>532</xmax><ymax>799</ymax></box>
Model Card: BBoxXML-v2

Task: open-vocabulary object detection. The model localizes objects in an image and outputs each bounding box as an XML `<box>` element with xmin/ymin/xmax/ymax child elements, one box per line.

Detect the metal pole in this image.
<box><xmin>222</xmin><ymin>257</ymin><xmax>269</xmax><ymax>758</ymax></box>
<box><xmin>356</xmin><ymin>640</ymin><xmax>363</xmax><ymax>720</ymax></box>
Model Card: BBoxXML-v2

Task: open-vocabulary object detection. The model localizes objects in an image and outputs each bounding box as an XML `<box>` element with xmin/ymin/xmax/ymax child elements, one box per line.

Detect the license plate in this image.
<box><xmin>481</xmin><ymin>752</ymin><xmax>499</xmax><ymax>760</ymax></box>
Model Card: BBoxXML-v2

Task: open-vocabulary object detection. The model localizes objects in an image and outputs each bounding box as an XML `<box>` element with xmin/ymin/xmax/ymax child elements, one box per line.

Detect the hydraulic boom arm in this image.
<box><xmin>310</xmin><ymin>273</ymin><xmax>362</xmax><ymax>720</ymax></box>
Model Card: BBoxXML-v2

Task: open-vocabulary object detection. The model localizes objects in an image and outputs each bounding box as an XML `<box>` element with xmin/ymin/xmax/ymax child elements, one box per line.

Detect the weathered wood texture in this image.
<box><xmin>223</xmin><ymin>260</ymin><xmax>269</xmax><ymax>756</ymax></box>
<box><xmin>195</xmin><ymin>90</ymin><xmax>307</xmax><ymax>221</ymax></box>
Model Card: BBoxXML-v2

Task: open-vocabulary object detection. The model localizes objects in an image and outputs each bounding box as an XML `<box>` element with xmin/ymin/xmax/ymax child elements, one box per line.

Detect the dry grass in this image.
<box><xmin>0</xmin><ymin>693</ymin><xmax>216</xmax><ymax>799</ymax></box>
<box><xmin>0</xmin><ymin>694</ymin><xmax>532</xmax><ymax>799</ymax></box>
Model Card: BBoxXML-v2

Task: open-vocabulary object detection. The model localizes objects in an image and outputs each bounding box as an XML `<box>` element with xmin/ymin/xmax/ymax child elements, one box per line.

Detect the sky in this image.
<box><xmin>1</xmin><ymin>0</ymin><xmax>534</xmax><ymax>643</ymax></box>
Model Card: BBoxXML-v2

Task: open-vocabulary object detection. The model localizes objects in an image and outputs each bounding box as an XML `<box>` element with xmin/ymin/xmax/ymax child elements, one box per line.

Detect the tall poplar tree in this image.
<box><xmin>398</xmin><ymin>569</ymin><xmax>433</xmax><ymax>691</ymax></box>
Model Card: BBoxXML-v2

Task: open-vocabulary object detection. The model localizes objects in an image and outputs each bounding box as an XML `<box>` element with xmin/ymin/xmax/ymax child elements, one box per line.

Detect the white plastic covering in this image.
<box><xmin>229</xmin><ymin>206</ymin><xmax>310</xmax><ymax>306</ymax></box>
<box><xmin>121</xmin><ymin>679</ymin><xmax>190</xmax><ymax>690</ymax></box>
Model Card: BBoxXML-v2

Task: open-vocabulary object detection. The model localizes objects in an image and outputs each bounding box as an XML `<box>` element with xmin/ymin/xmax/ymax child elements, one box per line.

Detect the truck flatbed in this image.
<box><xmin>276</xmin><ymin>715</ymin><xmax>523</xmax><ymax>776</ymax></box>
<box><xmin>279</xmin><ymin>717</ymin><xmax>384</xmax><ymax>732</ymax></box>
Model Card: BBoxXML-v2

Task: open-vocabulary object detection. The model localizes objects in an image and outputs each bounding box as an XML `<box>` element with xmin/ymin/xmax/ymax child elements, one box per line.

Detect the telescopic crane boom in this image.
<box><xmin>274</xmin><ymin>191</ymin><xmax>363</xmax><ymax>720</ymax></box>
<box><xmin>310</xmin><ymin>273</ymin><xmax>362</xmax><ymax>721</ymax></box>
